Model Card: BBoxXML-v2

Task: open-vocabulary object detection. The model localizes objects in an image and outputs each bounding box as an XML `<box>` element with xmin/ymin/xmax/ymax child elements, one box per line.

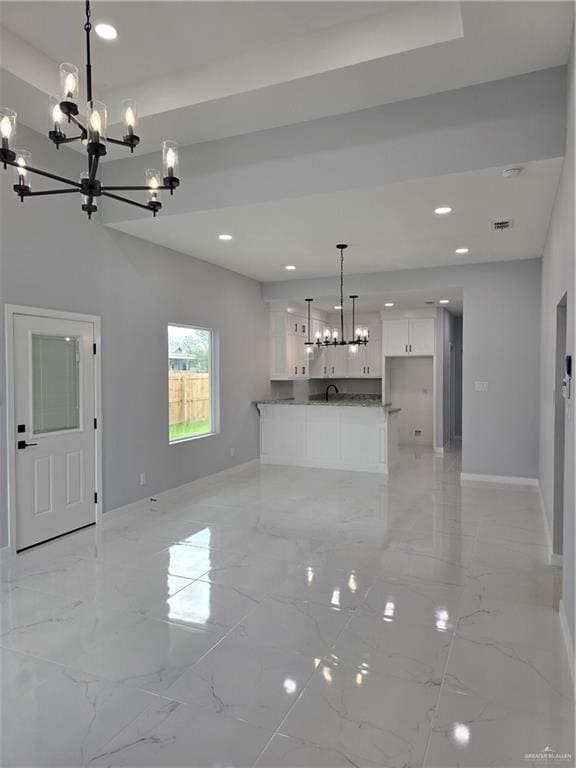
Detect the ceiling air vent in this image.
<box><xmin>493</xmin><ymin>219</ymin><xmax>514</xmax><ymax>231</ymax></box>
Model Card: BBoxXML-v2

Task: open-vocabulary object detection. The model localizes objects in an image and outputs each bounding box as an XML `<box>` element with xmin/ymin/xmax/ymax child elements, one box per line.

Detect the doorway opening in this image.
<box><xmin>552</xmin><ymin>294</ymin><xmax>567</xmax><ymax>566</ymax></box>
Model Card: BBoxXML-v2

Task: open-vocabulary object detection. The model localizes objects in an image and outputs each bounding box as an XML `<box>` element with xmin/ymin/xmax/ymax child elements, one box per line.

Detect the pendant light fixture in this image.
<box><xmin>0</xmin><ymin>0</ymin><xmax>180</xmax><ymax>219</ymax></box>
<box><xmin>305</xmin><ymin>244</ymin><xmax>369</xmax><ymax>348</ymax></box>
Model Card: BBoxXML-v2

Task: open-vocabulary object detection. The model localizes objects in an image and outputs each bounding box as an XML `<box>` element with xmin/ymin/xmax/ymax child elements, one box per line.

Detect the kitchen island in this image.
<box><xmin>255</xmin><ymin>395</ymin><xmax>398</xmax><ymax>474</ymax></box>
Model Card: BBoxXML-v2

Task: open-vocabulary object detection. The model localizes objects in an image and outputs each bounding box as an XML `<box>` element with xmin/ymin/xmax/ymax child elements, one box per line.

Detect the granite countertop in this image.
<box><xmin>255</xmin><ymin>395</ymin><xmax>393</xmax><ymax>408</ymax></box>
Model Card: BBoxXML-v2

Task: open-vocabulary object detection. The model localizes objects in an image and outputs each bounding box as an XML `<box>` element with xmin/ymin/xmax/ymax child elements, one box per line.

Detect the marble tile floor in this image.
<box><xmin>1</xmin><ymin>447</ymin><xmax>573</xmax><ymax>767</ymax></box>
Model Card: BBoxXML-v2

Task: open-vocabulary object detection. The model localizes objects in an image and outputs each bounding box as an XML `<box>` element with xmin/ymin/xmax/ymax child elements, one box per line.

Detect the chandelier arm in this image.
<box><xmin>68</xmin><ymin>113</ymin><xmax>87</xmax><ymax>136</ymax></box>
<box><xmin>54</xmin><ymin>136</ymin><xmax>86</xmax><ymax>145</ymax></box>
<box><xmin>102</xmin><ymin>191</ymin><xmax>156</xmax><ymax>212</ymax></box>
<box><xmin>20</xmin><ymin>189</ymin><xmax>80</xmax><ymax>197</ymax></box>
<box><xmin>3</xmin><ymin>159</ymin><xmax>82</xmax><ymax>188</ymax></box>
<box><xmin>102</xmin><ymin>185</ymin><xmax>173</xmax><ymax>191</ymax></box>
<box><xmin>107</xmin><ymin>137</ymin><xmax>137</xmax><ymax>148</ymax></box>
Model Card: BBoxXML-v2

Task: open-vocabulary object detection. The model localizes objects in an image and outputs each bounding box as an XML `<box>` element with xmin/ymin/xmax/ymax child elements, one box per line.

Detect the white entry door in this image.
<box><xmin>13</xmin><ymin>313</ymin><xmax>97</xmax><ymax>551</ymax></box>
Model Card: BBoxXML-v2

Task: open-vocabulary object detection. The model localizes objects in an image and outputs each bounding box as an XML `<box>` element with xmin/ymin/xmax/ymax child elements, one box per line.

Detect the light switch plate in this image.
<box><xmin>474</xmin><ymin>381</ymin><xmax>489</xmax><ymax>392</ymax></box>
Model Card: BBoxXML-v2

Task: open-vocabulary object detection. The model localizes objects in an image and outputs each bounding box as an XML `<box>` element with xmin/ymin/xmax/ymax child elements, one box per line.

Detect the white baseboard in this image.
<box><xmin>460</xmin><ymin>472</ymin><xmax>539</xmax><ymax>488</ymax></box>
<box><xmin>538</xmin><ymin>486</ymin><xmax>564</xmax><ymax>566</ymax></box>
<box><xmin>104</xmin><ymin>458</ymin><xmax>261</xmax><ymax>518</ymax></box>
<box><xmin>103</xmin><ymin>496</ymin><xmax>151</xmax><ymax>518</ymax></box>
<box><xmin>260</xmin><ymin>456</ymin><xmax>388</xmax><ymax>474</ymax></box>
<box><xmin>559</xmin><ymin>599</ymin><xmax>575</xmax><ymax>687</ymax></box>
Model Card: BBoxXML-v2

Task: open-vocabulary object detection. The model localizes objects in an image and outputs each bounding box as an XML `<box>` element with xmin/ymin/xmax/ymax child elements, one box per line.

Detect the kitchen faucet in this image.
<box><xmin>325</xmin><ymin>384</ymin><xmax>339</xmax><ymax>401</ymax></box>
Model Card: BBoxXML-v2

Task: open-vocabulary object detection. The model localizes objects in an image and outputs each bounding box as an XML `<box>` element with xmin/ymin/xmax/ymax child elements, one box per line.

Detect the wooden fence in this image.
<box><xmin>169</xmin><ymin>372</ymin><xmax>210</xmax><ymax>425</ymax></box>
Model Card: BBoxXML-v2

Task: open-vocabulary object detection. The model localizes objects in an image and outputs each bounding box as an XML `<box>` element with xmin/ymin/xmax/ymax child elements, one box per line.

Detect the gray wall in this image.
<box><xmin>0</xmin><ymin>125</ymin><xmax>269</xmax><ymax>548</ymax></box>
<box><xmin>264</xmin><ymin>258</ymin><xmax>542</xmax><ymax>481</ymax></box>
<box><xmin>539</xmin><ymin>33</ymin><xmax>575</xmax><ymax>655</ymax></box>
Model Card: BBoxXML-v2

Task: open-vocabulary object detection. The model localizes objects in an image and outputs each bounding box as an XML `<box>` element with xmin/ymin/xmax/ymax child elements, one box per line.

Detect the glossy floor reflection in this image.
<box><xmin>1</xmin><ymin>447</ymin><xmax>573</xmax><ymax>767</ymax></box>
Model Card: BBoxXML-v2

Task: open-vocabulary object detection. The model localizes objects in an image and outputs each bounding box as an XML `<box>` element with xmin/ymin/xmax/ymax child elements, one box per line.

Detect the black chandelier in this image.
<box><xmin>0</xmin><ymin>0</ymin><xmax>180</xmax><ymax>219</ymax></box>
<box><xmin>304</xmin><ymin>244</ymin><xmax>369</xmax><ymax>348</ymax></box>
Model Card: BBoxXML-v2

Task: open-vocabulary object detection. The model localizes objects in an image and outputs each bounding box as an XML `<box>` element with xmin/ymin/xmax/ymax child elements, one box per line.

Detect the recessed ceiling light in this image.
<box><xmin>455</xmin><ymin>248</ymin><xmax>469</xmax><ymax>254</ymax></box>
<box><xmin>218</xmin><ymin>234</ymin><xmax>232</xmax><ymax>241</ymax></box>
<box><xmin>95</xmin><ymin>23</ymin><xmax>118</xmax><ymax>40</ymax></box>
<box><xmin>285</xmin><ymin>265</ymin><xmax>296</xmax><ymax>270</ymax></box>
<box><xmin>434</xmin><ymin>206</ymin><xmax>452</xmax><ymax>216</ymax></box>
<box><xmin>334</xmin><ymin>305</ymin><xmax>342</xmax><ymax>310</ymax></box>
<box><xmin>384</xmin><ymin>302</ymin><xmax>395</xmax><ymax>307</ymax></box>
<box><xmin>439</xmin><ymin>299</ymin><xmax>450</xmax><ymax>304</ymax></box>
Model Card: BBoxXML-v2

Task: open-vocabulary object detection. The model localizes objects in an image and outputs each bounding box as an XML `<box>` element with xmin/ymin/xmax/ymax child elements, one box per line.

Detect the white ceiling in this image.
<box><xmin>1</xmin><ymin>2</ymin><xmax>573</xmax><ymax>152</ymax></box>
<box><xmin>109</xmin><ymin>158</ymin><xmax>563</xmax><ymax>282</ymax></box>
<box><xmin>0</xmin><ymin>2</ymin><xmax>388</xmax><ymax>91</ymax></box>
<box><xmin>285</xmin><ymin>289</ymin><xmax>464</xmax><ymax>317</ymax></box>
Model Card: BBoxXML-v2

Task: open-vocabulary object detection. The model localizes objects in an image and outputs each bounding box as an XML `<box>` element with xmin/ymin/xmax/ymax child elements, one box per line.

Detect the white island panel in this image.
<box><xmin>258</xmin><ymin>404</ymin><xmax>388</xmax><ymax>474</ymax></box>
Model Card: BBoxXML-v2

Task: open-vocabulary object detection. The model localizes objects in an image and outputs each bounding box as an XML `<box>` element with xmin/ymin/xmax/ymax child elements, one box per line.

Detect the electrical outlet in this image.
<box><xmin>474</xmin><ymin>381</ymin><xmax>489</xmax><ymax>392</ymax></box>
<box><xmin>139</xmin><ymin>472</ymin><xmax>147</xmax><ymax>486</ymax></box>
<box><xmin>230</xmin><ymin>447</ymin><xmax>235</xmax><ymax>457</ymax></box>
<box><xmin>150</xmin><ymin>497</ymin><xmax>159</xmax><ymax>512</ymax></box>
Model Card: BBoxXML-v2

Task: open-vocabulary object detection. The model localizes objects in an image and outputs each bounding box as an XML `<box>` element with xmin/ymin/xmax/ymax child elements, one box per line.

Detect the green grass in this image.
<box><xmin>169</xmin><ymin>419</ymin><xmax>211</xmax><ymax>442</ymax></box>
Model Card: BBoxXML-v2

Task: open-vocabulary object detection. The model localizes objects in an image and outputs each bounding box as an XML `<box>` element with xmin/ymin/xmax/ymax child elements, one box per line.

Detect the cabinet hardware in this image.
<box><xmin>409</xmin><ymin>344</ymin><xmax>412</xmax><ymax>352</ymax></box>
<box><xmin>405</xmin><ymin>344</ymin><xmax>408</xmax><ymax>352</ymax></box>
<box><xmin>302</xmin><ymin>366</ymin><xmax>305</xmax><ymax>375</ymax></box>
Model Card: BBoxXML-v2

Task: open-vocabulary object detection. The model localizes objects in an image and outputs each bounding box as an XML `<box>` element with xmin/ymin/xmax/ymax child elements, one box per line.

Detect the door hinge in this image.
<box><xmin>94</xmin><ymin>492</ymin><xmax>98</xmax><ymax>504</ymax></box>
<box><xmin>94</xmin><ymin>417</ymin><xmax>97</xmax><ymax>430</ymax></box>
<box><xmin>93</xmin><ymin>342</ymin><xmax>97</xmax><ymax>355</ymax></box>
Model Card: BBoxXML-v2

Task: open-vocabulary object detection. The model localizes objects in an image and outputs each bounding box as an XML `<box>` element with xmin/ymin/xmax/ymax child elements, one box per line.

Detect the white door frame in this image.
<box><xmin>5</xmin><ymin>305</ymin><xmax>102</xmax><ymax>553</ymax></box>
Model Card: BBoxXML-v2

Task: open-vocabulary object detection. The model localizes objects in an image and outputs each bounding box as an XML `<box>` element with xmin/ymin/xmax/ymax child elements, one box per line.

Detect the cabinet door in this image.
<box><xmin>382</xmin><ymin>320</ymin><xmax>410</xmax><ymax>356</ymax></box>
<box><xmin>270</xmin><ymin>333</ymin><xmax>288</xmax><ymax>379</ymax></box>
<box><xmin>347</xmin><ymin>344</ymin><xmax>363</xmax><ymax>377</ymax></box>
<box><xmin>409</xmin><ymin>318</ymin><xmax>435</xmax><ymax>355</ymax></box>
<box><xmin>330</xmin><ymin>345</ymin><xmax>348</xmax><ymax>378</ymax></box>
<box><xmin>366</xmin><ymin>339</ymin><xmax>381</xmax><ymax>376</ymax></box>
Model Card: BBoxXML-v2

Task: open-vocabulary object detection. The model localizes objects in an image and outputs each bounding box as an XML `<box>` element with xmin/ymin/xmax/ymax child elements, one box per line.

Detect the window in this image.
<box><xmin>168</xmin><ymin>324</ymin><xmax>216</xmax><ymax>442</ymax></box>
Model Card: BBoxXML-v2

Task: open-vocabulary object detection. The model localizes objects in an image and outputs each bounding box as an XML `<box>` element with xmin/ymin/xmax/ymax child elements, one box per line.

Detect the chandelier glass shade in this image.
<box><xmin>0</xmin><ymin>0</ymin><xmax>180</xmax><ymax>219</ymax></box>
<box><xmin>304</xmin><ymin>244</ymin><xmax>369</xmax><ymax>348</ymax></box>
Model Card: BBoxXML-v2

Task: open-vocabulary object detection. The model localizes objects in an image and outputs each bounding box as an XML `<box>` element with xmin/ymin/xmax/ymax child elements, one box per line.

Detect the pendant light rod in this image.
<box><xmin>336</xmin><ymin>243</ymin><xmax>347</xmax><ymax>344</ymax></box>
<box><xmin>350</xmin><ymin>294</ymin><xmax>358</xmax><ymax>342</ymax></box>
<box><xmin>85</xmin><ymin>0</ymin><xmax>93</xmax><ymax>104</ymax></box>
<box><xmin>305</xmin><ymin>298</ymin><xmax>313</xmax><ymax>346</ymax></box>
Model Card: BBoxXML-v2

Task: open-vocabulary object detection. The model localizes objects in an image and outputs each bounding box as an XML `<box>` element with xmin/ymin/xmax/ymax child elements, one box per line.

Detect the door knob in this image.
<box><xmin>17</xmin><ymin>440</ymin><xmax>38</xmax><ymax>449</ymax></box>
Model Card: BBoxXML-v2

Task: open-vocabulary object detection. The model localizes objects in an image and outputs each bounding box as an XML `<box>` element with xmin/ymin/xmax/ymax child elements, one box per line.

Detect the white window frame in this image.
<box><xmin>168</xmin><ymin>323</ymin><xmax>220</xmax><ymax>444</ymax></box>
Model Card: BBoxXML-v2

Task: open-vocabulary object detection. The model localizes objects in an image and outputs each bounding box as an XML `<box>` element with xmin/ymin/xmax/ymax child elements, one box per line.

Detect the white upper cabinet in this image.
<box><xmin>382</xmin><ymin>320</ymin><xmax>410</xmax><ymax>356</ymax></box>
<box><xmin>409</xmin><ymin>318</ymin><xmax>436</xmax><ymax>355</ymax></box>
<box><xmin>382</xmin><ymin>318</ymin><xmax>435</xmax><ymax>356</ymax></box>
